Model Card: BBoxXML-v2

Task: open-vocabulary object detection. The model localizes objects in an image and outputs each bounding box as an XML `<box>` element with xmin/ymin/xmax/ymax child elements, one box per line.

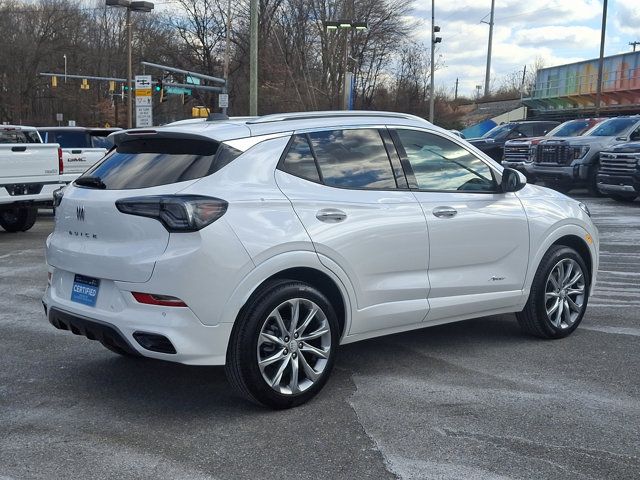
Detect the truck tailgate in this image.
<box><xmin>62</xmin><ymin>148</ymin><xmax>107</xmax><ymax>175</ymax></box>
<box><xmin>0</xmin><ymin>144</ymin><xmax>60</xmax><ymax>180</ymax></box>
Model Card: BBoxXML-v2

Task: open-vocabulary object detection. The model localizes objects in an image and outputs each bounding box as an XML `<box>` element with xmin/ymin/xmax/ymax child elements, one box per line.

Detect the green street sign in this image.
<box><xmin>166</xmin><ymin>86</ymin><xmax>192</xmax><ymax>95</ymax></box>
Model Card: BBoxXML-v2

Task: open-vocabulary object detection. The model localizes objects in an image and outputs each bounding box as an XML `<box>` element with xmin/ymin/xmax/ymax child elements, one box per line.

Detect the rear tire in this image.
<box><xmin>0</xmin><ymin>207</ymin><xmax>37</xmax><ymax>232</ymax></box>
<box><xmin>225</xmin><ymin>280</ymin><xmax>339</xmax><ymax>409</ymax></box>
<box><xmin>517</xmin><ymin>245</ymin><xmax>589</xmax><ymax>339</ymax></box>
<box><xmin>610</xmin><ymin>194</ymin><xmax>637</xmax><ymax>203</ymax></box>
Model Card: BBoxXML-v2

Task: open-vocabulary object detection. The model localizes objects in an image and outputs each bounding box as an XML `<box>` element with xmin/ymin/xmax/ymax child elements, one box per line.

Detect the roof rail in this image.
<box><xmin>246</xmin><ymin>110</ymin><xmax>426</xmax><ymax>125</ymax></box>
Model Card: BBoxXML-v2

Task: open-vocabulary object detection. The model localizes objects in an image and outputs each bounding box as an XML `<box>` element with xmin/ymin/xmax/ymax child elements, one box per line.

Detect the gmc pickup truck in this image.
<box><xmin>532</xmin><ymin>116</ymin><xmax>640</xmax><ymax>195</ymax></box>
<box><xmin>597</xmin><ymin>142</ymin><xmax>640</xmax><ymax>202</ymax></box>
<box><xmin>0</xmin><ymin>125</ymin><xmax>62</xmax><ymax>232</ymax></box>
<box><xmin>502</xmin><ymin>118</ymin><xmax>605</xmax><ymax>182</ymax></box>
<box><xmin>467</xmin><ymin>120</ymin><xmax>559</xmax><ymax>161</ymax></box>
<box><xmin>38</xmin><ymin>127</ymin><xmax>119</xmax><ymax>183</ymax></box>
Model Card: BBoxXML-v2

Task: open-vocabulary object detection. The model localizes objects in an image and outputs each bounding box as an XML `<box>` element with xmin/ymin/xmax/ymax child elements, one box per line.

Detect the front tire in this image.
<box><xmin>517</xmin><ymin>245</ymin><xmax>589</xmax><ymax>339</ymax></box>
<box><xmin>0</xmin><ymin>207</ymin><xmax>37</xmax><ymax>232</ymax></box>
<box><xmin>225</xmin><ymin>280</ymin><xmax>339</xmax><ymax>409</ymax></box>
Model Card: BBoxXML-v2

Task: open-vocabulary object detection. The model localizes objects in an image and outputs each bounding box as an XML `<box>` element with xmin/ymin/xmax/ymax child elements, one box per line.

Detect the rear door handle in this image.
<box><xmin>316</xmin><ymin>208</ymin><xmax>347</xmax><ymax>223</ymax></box>
<box><xmin>432</xmin><ymin>206</ymin><xmax>457</xmax><ymax>218</ymax></box>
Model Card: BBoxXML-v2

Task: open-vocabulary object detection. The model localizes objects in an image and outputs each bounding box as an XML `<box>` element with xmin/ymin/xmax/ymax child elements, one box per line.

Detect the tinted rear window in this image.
<box><xmin>51</xmin><ymin>131</ymin><xmax>91</xmax><ymax>148</ymax></box>
<box><xmin>78</xmin><ymin>137</ymin><xmax>241</xmax><ymax>190</ymax></box>
<box><xmin>90</xmin><ymin>135</ymin><xmax>115</xmax><ymax>149</ymax></box>
<box><xmin>0</xmin><ymin>129</ymin><xmax>40</xmax><ymax>143</ymax></box>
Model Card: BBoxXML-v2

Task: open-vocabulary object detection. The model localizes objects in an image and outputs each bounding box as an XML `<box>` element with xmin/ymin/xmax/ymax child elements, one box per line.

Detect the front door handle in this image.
<box><xmin>432</xmin><ymin>206</ymin><xmax>457</xmax><ymax>218</ymax></box>
<box><xmin>316</xmin><ymin>208</ymin><xmax>347</xmax><ymax>223</ymax></box>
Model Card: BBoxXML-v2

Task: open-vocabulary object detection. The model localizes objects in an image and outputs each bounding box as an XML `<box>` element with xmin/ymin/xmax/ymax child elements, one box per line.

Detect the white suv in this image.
<box><xmin>43</xmin><ymin>111</ymin><xmax>599</xmax><ymax>408</ymax></box>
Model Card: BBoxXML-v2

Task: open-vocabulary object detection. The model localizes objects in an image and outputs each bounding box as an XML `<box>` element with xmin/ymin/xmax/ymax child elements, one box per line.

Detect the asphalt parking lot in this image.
<box><xmin>1</xmin><ymin>194</ymin><xmax>639</xmax><ymax>480</ymax></box>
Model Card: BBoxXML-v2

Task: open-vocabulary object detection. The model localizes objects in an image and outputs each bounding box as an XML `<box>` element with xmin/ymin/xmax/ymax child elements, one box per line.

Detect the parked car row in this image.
<box><xmin>481</xmin><ymin>116</ymin><xmax>640</xmax><ymax>202</ymax></box>
<box><xmin>0</xmin><ymin>126</ymin><xmax>118</xmax><ymax>232</ymax></box>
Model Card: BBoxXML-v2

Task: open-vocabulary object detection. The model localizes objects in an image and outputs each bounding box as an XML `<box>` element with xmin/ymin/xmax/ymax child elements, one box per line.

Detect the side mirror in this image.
<box><xmin>501</xmin><ymin>168</ymin><xmax>526</xmax><ymax>192</ymax></box>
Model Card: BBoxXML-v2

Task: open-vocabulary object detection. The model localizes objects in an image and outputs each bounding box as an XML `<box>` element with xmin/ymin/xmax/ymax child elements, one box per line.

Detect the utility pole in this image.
<box><xmin>595</xmin><ymin>0</ymin><xmax>608</xmax><ymax>116</ymax></box>
<box><xmin>630</xmin><ymin>41</ymin><xmax>640</xmax><ymax>52</ymax></box>
<box><xmin>454</xmin><ymin>77</ymin><xmax>459</xmax><ymax>100</ymax></box>
<box><xmin>429</xmin><ymin>0</ymin><xmax>435</xmax><ymax>123</ymax></box>
<box><xmin>249</xmin><ymin>0</ymin><xmax>258</xmax><ymax>116</ymax></box>
<box><xmin>223</xmin><ymin>0</ymin><xmax>231</xmax><ymax>116</ymax></box>
<box><xmin>483</xmin><ymin>0</ymin><xmax>495</xmax><ymax>98</ymax></box>
<box><xmin>126</xmin><ymin>7</ymin><xmax>132</xmax><ymax>128</ymax></box>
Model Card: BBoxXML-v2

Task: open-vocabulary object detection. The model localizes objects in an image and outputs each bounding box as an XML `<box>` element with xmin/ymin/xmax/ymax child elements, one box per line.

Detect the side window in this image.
<box><xmin>630</xmin><ymin>125</ymin><xmax>640</xmax><ymax>141</ymax></box>
<box><xmin>395</xmin><ymin>129</ymin><xmax>498</xmax><ymax>192</ymax></box>
<box><xmin>308</xmin><ymin>129</ymin><xmax>397</xmax><ymax>189</ymax></box>
<box><xmin>518</xmin><ymin>124</ymin><xmax>537</xmax><ymax>137</ymax></box>
<box><xmin>280</xmin><ymin>134</ymin><xmax>320</xmax><ymax>183</ymax></box>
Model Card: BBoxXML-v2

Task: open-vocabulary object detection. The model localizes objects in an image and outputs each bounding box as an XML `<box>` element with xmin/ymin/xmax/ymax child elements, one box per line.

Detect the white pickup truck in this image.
<box><xmin>0</xmin><ymin>125</ymin><xmax>61</xmax><ymax>232</ymax></box>
<box><xmin>38</xmin><ymin>127</ymin><xmax>119</xmax><ymax>183</ymax></box>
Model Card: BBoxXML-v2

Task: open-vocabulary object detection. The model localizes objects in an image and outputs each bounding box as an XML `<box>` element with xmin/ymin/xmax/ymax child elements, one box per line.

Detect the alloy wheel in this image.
<box><xmin>257</xmin><ymin>298</ymin><xmax>332</xmax><ymax>395</ymax></box>
<box><xmin>544</xmin><ymin>258</ymin><xmax>586</xmax><ymax>329</ymax></box>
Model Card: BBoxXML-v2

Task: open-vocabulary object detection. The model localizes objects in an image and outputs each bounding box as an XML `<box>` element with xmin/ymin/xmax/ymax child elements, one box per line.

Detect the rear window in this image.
<box><xmin>0</xmin><ymin>129</ymin><xmax>41</xmax><ymax>143</ymax></box>
<box><xmin>51</xmin><ymin>131</ymin><xmax>91</xmax><ymax>148</ymax></box>
<box><xmin>77</xmin><ymin>137</ymin><xmax>241</xmax><ymax>190</ymax></box>
<box><xmin>90</xmin><ymin>135</ymin><xmax>115</xmax><ymax>149</ymax></box>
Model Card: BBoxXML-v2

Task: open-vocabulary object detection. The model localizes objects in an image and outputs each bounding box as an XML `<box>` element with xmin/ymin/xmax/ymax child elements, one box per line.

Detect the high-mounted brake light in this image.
<box><xmin>116</xmin><ymin>195</ymin><xmax>227</xmax><ymax>232</ymax></box>
<box><xmin>132</xmin><ymin>292</ymin><xmax>187</xmax><ymax>307</ymax></box>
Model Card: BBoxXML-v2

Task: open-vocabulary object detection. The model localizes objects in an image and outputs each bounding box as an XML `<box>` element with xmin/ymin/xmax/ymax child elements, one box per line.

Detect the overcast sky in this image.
<box><xmin>411</xmin><ymin>0</ymin><xmax>640</xmax><ymax>97</ymax></box>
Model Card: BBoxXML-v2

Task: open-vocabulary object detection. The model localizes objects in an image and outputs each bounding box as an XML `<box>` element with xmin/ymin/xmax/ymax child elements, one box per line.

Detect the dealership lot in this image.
<box><xmin>1</xmin><ymin>195</ymin><xmax>638</xmax><ymax>480</ymax></box>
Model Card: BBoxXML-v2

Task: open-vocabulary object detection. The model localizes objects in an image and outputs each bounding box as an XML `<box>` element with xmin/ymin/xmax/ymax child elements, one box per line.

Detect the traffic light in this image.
<box><xmin>80</xmin><ymin>79</ymin><xmax>89</xmax><ymax>90</ymax></box>
<box><xmin>154</xmin><ymin>80</ymin><xmax>166</xmax><ymax>103</ymax></box>
<box><xmin>51</xmin><ymin>76</ymin><xmax>58</xmax><ymax>88</ymax></box>
<box><xmin>109</xmin><ymin>80</ymin><xmax>115</xmax><ymax>93</ymax></box>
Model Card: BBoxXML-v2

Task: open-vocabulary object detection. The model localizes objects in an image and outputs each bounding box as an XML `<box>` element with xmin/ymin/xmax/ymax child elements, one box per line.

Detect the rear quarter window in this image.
<box><xmin>77</xmin><ymin>137</ymin><xmax>241</xmax><ymax>190</ymax></box>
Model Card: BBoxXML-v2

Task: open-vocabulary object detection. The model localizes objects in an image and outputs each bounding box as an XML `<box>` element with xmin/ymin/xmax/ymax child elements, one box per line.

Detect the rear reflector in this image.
<box><xmin>132</xmin><ymin>292</ymin><xmax>187</xmax><ymax>307</ymax></box>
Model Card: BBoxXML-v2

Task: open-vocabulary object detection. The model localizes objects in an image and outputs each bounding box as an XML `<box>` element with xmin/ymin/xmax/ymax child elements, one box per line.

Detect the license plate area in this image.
<box><xmin>71</xmin><ymin>274</ymin><xmax>100</xmax><ymax>307</ymax></box>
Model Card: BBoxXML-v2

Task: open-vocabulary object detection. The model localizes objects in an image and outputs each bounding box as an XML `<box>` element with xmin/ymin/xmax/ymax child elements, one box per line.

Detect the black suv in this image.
<box><xmin>467</xmin><ymin>121</ymin><xmax>559</xmax><ymax>161</ymax></box>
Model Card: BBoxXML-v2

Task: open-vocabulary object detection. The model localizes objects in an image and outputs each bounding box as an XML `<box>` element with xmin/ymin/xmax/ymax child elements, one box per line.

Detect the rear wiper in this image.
<box><xmin>75</xmin><ymin>176</ymin><xmax>106</xmax><ymax>189</ymax></box>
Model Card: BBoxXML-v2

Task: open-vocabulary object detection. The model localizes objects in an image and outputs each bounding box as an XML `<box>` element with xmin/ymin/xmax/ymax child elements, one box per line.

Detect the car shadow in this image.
<box><xmin>55</xmin><ymin>313</ymin><xmax>531</xmax><ymax>414</ymax></box>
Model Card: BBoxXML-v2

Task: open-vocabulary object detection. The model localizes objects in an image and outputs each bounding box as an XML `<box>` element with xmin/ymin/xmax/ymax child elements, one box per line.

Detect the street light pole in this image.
<box><xmin>106</xmin><ymin>0</ymin><xmax>154</xmax><ymax>129</ymax></box>
<box><xmin>249</xmin><ymin>0</ymin><xmax>258</xmax><ymax>116</ymax></box>
<box><xmin>126</xmin><ymin>7</ymin><xmax>133</xmax><ymax>128</ymax></box>
<box><xmin>429</xmin><ymin>0</ymin><xmax>435</xmax><ymax>123</ymax></box>
<box><xmin>63</xmin><ymin>55</ymin><xmax>67</xmax><ymax>83</ymax></box>
<box><xmin>325</xmin><ymin>21</ymin><xmax>367</xmax><ymax>110</ymax></box>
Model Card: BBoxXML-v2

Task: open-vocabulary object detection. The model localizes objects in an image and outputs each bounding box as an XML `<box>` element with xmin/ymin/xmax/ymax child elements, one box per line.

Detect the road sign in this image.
<box><xmin>136</xmin><ymin>106</ymin><xmax>153</xmax><ymax>128</ymax></box>
<box><xmin>68</xmin><ymin>120</ymin><xmax>76</xmax><ymax>127</ymax></box>
<box><xmin>56</xmin><ymin>113</ymin><xmax>63</xmax><ymax>122</ymax></box>
<box><xmin>218</xmin><ymin>93</ymin><xmax>229</xmax><ymax>108</ymax></box>
<box><xmin>186</xmin><ymin>75</ymin><xmax>201</xmax><ymax>85</ymax></box>
<box><xmin>166</xmin><ymin>86</ymin><xmax>191</xmax><ymax>95</ymax></box>
<box><xmin>135</xmin><ymin>75</ymin><xmax>153</xmax><ymax>128</ymax></box>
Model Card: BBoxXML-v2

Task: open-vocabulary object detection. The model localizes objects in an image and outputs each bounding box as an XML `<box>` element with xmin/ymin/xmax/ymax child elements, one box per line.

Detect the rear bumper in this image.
<box><xmin>43</xmin><ymin>272</ymin><xmax>234</xmax><ymax>365</ymax></box>
<box><xmin>0</xmin><ymin>182</ymin><xmax>60</xmax><ymax>207</ymax></box>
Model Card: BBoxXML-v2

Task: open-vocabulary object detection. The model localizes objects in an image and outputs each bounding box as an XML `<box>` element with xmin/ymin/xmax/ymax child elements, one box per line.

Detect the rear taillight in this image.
<box><xmin>115</xmin><ymin>195</ymin><xmax>227</xmax><ymax>232</ymax></box>
<box><xmin>132</xmin><ymin>292</ymin><xmax>187</xmax><ymax>307</ymax></box>
<box><xmin>58</xmin><ymin>147</ymin><xmax>63</xmax><ymax>174</ymax></box>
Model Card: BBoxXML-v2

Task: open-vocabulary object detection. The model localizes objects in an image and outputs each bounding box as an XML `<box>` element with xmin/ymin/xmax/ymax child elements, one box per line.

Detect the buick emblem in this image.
<box><xmin>76</xmin><ymin>206</ymin><xmax>85</xmax><ymax>222</ymax></box>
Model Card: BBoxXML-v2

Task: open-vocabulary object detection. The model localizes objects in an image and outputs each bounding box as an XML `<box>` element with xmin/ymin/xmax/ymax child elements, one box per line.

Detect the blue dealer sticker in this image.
<box><xmin>71</xmin><ymin>274</ymin><xmax>100</xmax><ymax>307</ymax></box>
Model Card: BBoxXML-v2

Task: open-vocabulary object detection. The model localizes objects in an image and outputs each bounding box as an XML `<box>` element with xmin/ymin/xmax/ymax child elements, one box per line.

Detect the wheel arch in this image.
<box><xmin>525</xmin><ymin>223</ymin><xmax>598</xmax><ymax>298</ymax></box>
<box><xmin>551</xmin><ymin>234</ymin><xmax>593</xmax><ymax>286</ymax></box>
<box><xmin>222</xmin><ymin>251</ymin><xmax>353</xmax><ymax>341</ymax></box>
